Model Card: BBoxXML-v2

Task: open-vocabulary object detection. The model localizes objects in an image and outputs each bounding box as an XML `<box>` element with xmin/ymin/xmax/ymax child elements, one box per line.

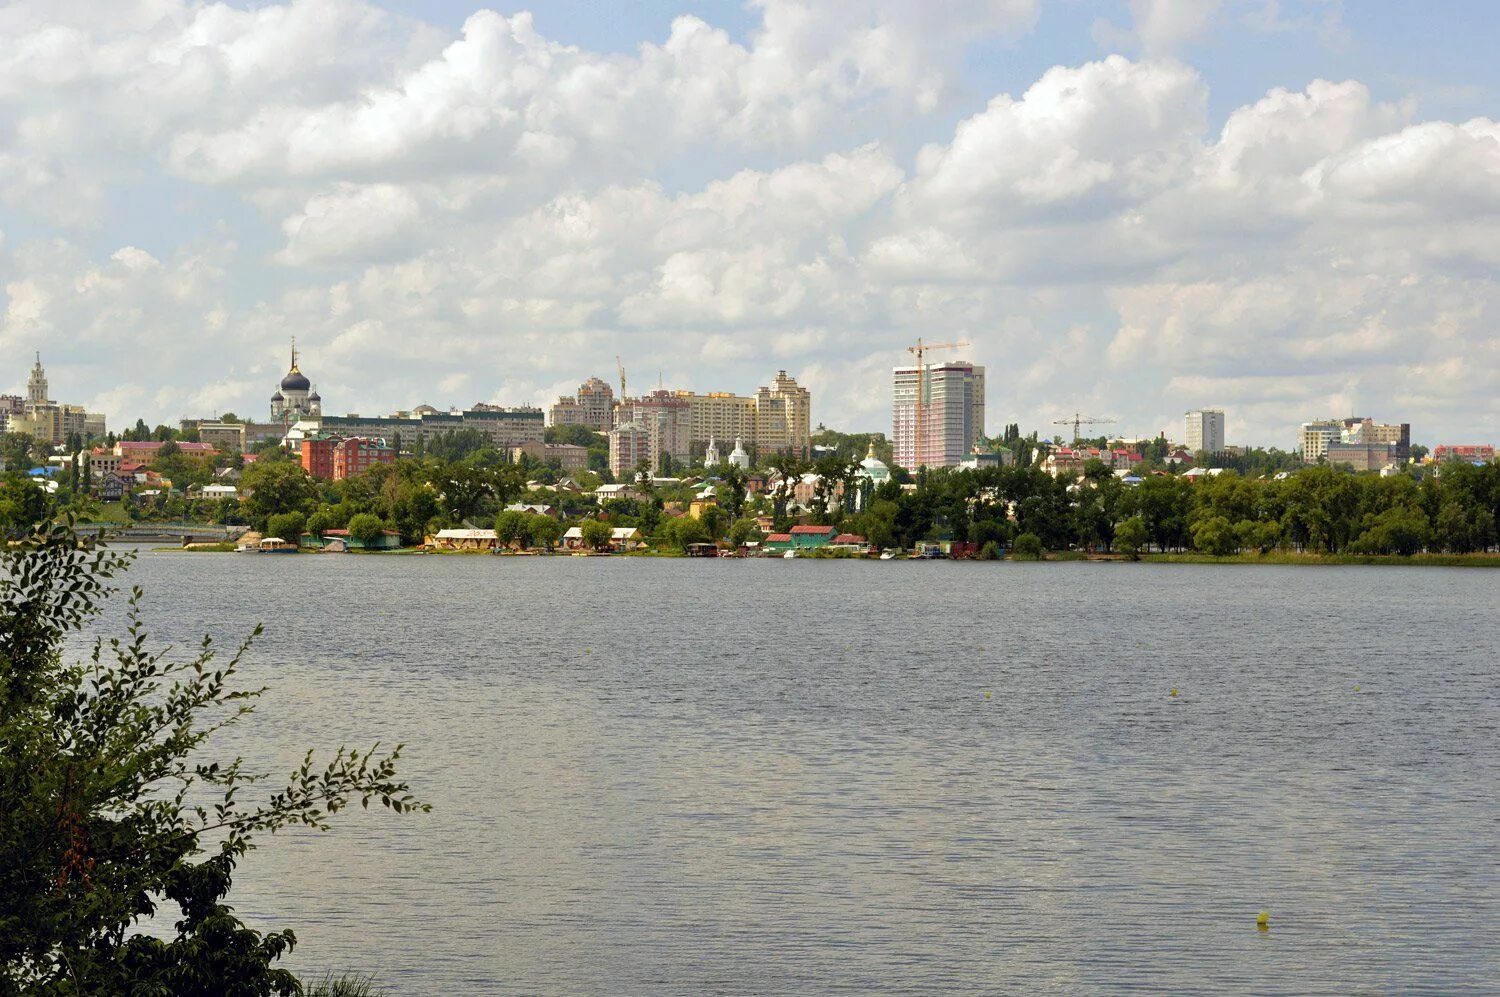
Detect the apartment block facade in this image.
<box><xmin>892</xmin><ymin>361</ymin><xmax>986</xmax><ymax>469</ymax></box>
<box><xmin>1185</xmin><ymin>409</ymin><xmax>1226</xmax><ymax>454</ymax></box>
<box><xmin>321</xmin><ymin>406</ymin><xmax>544</xmax><ymax>451</ymax></box>
<box><xmin>549</xmin><ymin>376</ymin><xmax>616</xmax><ymax>431</ymax></box>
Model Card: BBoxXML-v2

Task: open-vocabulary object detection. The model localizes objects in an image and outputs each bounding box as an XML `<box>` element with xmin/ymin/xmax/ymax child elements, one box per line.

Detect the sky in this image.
<box><xmin>2</xmin><ymin>0</ymin><xmax>1497</xmax><ymax>447</ymax></box>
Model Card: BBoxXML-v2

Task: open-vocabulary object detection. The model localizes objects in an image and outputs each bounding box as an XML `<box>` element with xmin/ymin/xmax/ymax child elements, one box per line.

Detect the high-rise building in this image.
<box><xmin>610</xmin><ymin>390</ymin><xmax>692</xmax><ymax>474</ymax></box>
<box><xmin>754</xmin><ymin>370</ymin><xmax>812</xmax><ymax>457</ymax></box>
<box><xmin>892</xmin><ymin>361</ymin><xmax>985</xmax><ymax>469</ymax></box>
<box><xmin>549</xmin><ymin>376</ymin><xmax>615</xmax><ymax>431</ymax></box>
<box><xmin>608</xmin><ymin>421</ymin><xmax>652</xmax><ymax>478</ymax></box>
<box><xmin>661</xmin><ymin>370</ymin><xmax>813</xmax><ymax>458</ymax></box>
<box><xmin>1185</xmin><ymin>409</ymin><xmax>1225</xmax><ymax>454</ymax></box>
<box><xmin>27</xmin><ymin>353</ymin><xmax>50</xmax><ymax>405</ymax></box>
<box><xmin>13</xmin><ymin>355</ymin><xmax>106</xmax><ymax>444</ymax></box>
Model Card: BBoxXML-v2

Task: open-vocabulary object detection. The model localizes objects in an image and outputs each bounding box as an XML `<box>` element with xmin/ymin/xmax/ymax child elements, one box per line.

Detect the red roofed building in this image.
<box><xmin>787</xmin><ymin>524</ymin><xmax>837</xmax><ymax>549</ymax></box>
<box><xmin>114</xmin><ymin>440</ymin><xmax>216</xmax><ymax>463</ymax></box>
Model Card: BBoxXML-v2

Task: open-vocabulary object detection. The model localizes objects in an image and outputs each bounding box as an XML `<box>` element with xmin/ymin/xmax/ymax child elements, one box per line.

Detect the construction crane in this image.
<box><xmin>615</xmin><ymin>355</ymin><xmax>627</xmax><ymax>399</ymax></box>
<box><xmin>1053</xmin><ymin>412</ymin><xmax>1117</xmax><ymax>443</ymax></box>
<box><xmin>905</xmin><ymin>338</ymin><xmax>970</xmax><ymax>468</ymax></box>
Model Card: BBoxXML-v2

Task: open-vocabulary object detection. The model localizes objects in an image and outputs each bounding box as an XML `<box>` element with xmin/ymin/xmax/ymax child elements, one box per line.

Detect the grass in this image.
<box><xmin>304</xmin><ymin>975</ymin><xmax>385</xmax><ymax>997</ymax></box>
<box><xmin>154</xmin><ymin>541</ymin><xmax>239</xmax><ymax>552</ymax></box>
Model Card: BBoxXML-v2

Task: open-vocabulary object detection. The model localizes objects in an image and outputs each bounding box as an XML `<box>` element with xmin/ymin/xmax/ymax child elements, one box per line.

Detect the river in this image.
<box><xmin>95</xmin><ymin>551</ymin><xmax>1499</xmax><ymax>994</ymax></box>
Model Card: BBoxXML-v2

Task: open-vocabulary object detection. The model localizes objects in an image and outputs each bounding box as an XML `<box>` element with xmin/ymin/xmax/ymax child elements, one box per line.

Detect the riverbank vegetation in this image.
<box><xmin>13</xmin><ymin>426</ymin><xmax>1497</xmax><ymax>562</ymax></box>
<box><xmin>0</xmin><ymin>519</ymin><xmax>425</xmax><ymax>993</ymax></box>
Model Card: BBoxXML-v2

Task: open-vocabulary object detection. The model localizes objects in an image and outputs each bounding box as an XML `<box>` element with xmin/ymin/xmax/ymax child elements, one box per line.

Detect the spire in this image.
<box><xmin>290</xmin><ymin>336</ymin><xmax>299</xmax><ymax>372</ymax></box>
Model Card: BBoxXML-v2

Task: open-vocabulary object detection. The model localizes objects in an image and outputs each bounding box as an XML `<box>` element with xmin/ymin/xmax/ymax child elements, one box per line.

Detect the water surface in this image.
<box><xmin>99</xmin><ymin>553</ymin><xmax>1500</xmax><ymax>994</ymax></box>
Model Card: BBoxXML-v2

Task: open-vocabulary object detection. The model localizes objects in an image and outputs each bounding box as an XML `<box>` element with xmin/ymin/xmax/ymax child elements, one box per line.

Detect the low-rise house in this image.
<box><xmin>789</xmin><ymin>524</ymin><xmax>837</xmax><ymax>548</ymax></box>
<box><xmin>561</xmin><ymin>525</ymin><xmax>644</xmax><ymax>551</ymax></box>
<box><xmin>762</xmin><ymin>532</ymin><xmax>794</xmax><ymax>552</ymax></box>
<box><xmin>114</xmin><ymin>440</ymin><xmax>217</xmax><ymax>464</ymax></box>
<box><xmin>428</xmin><ymin>528</ymin><xmax>500</xmax><ymax>551</ymax></box>
<box><xmin>831</xmin><ymin>533</ymin><xmax>870</xmax><ymax>552</ymax></box>
<box><xmin>304</xmin><ymin>527</ymin><xmax>402</xmax><ymax>550</ymax></box>
<box><xmin>198</xmin><ymin>484</ymin><xmax>238</xmax><ymax>498</ymax></box>
<box><xmin>590</xmin><ymin>483</ymin><xmax>644</xmax><ymax>504</ymax></box>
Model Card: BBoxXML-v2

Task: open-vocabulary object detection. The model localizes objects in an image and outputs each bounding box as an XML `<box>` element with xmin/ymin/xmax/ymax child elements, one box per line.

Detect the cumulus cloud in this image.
<box><xmin>1</xmin><ymin>1</ymin><xmax>1497</xmax><ymax>446</ymax></box>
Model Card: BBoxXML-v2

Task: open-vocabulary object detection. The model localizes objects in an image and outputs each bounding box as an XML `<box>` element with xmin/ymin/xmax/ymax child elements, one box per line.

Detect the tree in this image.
<box><xmin>530</xmin><ymin>515</ymin><xmax>563</xmax><ymax>551</ymax></box>
<box><xmin>580</xmin><ymin>518</ymin><xmax>613</xmax><ymax>551</ymax></box>
<box><xmin>727</xmin><ymin>517</ymin><xmax>762</xmax><ymax>547</ymax></box>
<box><xmin>266</xmin><ymin>511</ymin><xmax>306</xmax><ymax>543</ymax></box>
<box><xmin>347</xmin><ymin>513</ymin><xmax>385</xmax><ymax>547</ymax></box>
<box><xmin>1011</xmin><ymin>532</ymin><xmax>1044</xmax><ymax>560</ymax></box>
<box><xmin>662</xmin><ymin>516</ymin><xmax>709</xmax><ymax>553</ymax></box>
<box><xmin>1191</xmin><ymin>515</ymin><xmax>1238</xmax><ymax>556</ymax></box>
<box><xmin>494</xmin><ymin>510</ymin><xmax>530</xmax><ymax>550</ymax></box>
<box><xmin>0</xmin><ymin>520</ymin><xmax>424</xmax><ymax>993</ymax></box>
<box><xmin>1115</xmin><ymin>516</ymin><xmax>1148</xmax><ymax>560</ymax></box>
<box><xmin>240</xmin><ymin>461</ymin><xmax>318</xmax><ymax>530</ymax></box>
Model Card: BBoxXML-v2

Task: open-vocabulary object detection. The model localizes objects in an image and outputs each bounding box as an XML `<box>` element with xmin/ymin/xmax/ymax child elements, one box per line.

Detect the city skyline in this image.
<box><xmin>2</xmin><ymin>1</ymin><xmax>1497</xmax><ymax>445</ymax></box>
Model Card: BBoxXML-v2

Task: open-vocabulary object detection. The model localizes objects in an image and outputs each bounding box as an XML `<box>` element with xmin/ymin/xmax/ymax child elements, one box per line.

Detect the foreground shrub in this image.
<box><xmin>0</xmin><ymin>520</ymin><xmax>426</xmax><ymax>994</ymax></box>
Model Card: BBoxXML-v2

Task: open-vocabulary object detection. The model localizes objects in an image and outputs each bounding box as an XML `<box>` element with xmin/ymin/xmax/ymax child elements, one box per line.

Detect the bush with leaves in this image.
<box><xmin>0</xmin><ymin>520</ymin><xmax>426</xmax><ymax>994</ymax></box>
<box><xmin>1010</xmin><ymin>532</ymin><xmax>1044</xmax><ymax>561</ymax></box>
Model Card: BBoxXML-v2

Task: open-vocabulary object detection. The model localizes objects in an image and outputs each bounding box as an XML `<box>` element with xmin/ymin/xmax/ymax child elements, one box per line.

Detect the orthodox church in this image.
<box><xmin>270</xmin><ymin>342</ymin><xmax>322</xmax><ymax>423</ymax></box>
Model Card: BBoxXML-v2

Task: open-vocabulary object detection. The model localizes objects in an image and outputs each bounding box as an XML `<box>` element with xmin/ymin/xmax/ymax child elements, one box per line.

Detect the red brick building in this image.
<box><xmin>332</xmin><ymin>437</ymin><xmax>395</xmax><ymax>480</ymax></box>
<box><xmin>301</xmin><ymin>436</ymin><xmax>337</xmax><ymax>480</ymax></box>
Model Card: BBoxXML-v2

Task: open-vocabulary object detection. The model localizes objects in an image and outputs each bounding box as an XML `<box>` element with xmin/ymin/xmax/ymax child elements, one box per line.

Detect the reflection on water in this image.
<box><xmin>95</xmin><ymin>553</ymin><xmax>1499</xmax><ymax>993</ymax></box>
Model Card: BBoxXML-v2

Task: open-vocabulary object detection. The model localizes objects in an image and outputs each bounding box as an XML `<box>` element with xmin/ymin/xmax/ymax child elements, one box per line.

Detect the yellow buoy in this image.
<box><xmin>1256</xmin><ymin>911</ymin><xmax>1270</xmax><ymax>929</ymax></box>
<box><xmin>1169</xmin><ymin>688</ymin><xmax>1179</xmax><ymax>697</ymax></box>
<box><xmin>984</xmin><ymin>690</ymin><xmax>992</xmax><ymax>700</ymax></box>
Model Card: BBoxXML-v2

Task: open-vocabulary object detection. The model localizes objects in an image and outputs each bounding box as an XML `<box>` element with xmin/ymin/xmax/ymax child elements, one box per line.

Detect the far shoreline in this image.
<box><xmin>153</xmin><ymin>545</ymin><xmax>1500</xmax><ymax>567</ymax></box>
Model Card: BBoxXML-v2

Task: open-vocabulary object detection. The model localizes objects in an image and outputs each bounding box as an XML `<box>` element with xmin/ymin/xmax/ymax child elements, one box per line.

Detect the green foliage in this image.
<box><xmin>1011</xmin><ymin>532</ymin><xmax>1044</xmax><ymax>560</ymax></box>
<box><xmin>529</xmin><ymin>515</ymin><xmax>564</xmax><ymax>551</ymax></box>
<box><xmin>660</xmin><ymin>516</ymin><xmax>710</xmax><ymax>553</ymax></box>
<box><xmin>241</xmin><ymin>461</ymin><xmax>318</xmax><ymax>530</ymax></box>
<box><xmin>346</xmin><ymin>513</ymin><xmax>385</xmax><ymax>546</ymax></box>
<box><xmin>1191</xmin><ymin>515</ymin><xmax>1239</xmax><ymax>556</ymax></box>
<box><xmin>1114</xmin><ymin>515</ymin><xmax>1148</xmax><ymax>559</ymax></box>
<box><xmin>266</xmin><ymin>511</ymin><xmax>306</xmax><ymax>544</ymax></box>
<box><xmin>0</xmin><ymin>520</ymin><xmax>425</xmax><ymax>993</ymax></box>
<box><xmin>727</xmin><ymin>517</ymin><xmax>762</xmax><ymax>547</ymax></box>
<box><xmin>494</xmin><ymin>510</ymin><xmax>531</xmax><ymax>549</ymax></box>
<box><xmin>977</xmin><ymin>540</ymin><xmax>1002</xmax><ymax>560</ymax></box>
<box><xmin>579</xmin><ymin>519</ymin><xmax>613</xmax><ymax>551</ymax></box>
<box><xmin>305</xmin><ymin>975</ymin><xmax>386</xmax><ymax>997</ymax></box>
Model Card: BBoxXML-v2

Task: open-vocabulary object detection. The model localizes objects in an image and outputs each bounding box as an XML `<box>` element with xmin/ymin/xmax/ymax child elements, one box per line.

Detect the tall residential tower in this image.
<box><xmin>1185</xmin><ymin>409</ymin><xmax>1225</xmax><ymax>454</ymax></box>
<box><xmin>892</xmin><ymin>361</ymin><xmax>985</xmax><ymax>469</ymax></box>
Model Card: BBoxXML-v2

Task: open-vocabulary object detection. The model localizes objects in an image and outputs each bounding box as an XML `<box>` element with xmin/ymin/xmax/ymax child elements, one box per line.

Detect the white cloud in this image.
<box><xmin>1</xmin><ymin>3</ymin><xmax>1497</xmax><ymax>446</ymax></box>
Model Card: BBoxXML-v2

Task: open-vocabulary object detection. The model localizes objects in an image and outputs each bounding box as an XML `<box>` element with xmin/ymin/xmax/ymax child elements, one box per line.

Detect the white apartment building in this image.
<box><xmin>1185</xmin><ymin>409</ymin><xmax>1226</xmax><ymax>454</ymax></box>
<box><xmin>1299</xmin><ymin>420</ymin><xmax>1343</xmax><ymax>462</ymax></box>
<box><xmin>665</xmin><ymin>370</ymin><xmax>812</xmax><ymax>457</ymax></box>
<box><xmin>892</xmin><ymin>361</ymin><xmax>985</xmax><ymax>469</ymax></box>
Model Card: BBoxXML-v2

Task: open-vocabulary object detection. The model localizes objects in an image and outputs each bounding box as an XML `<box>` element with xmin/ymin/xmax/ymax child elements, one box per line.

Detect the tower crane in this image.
<box><xmin>615</xmin><ymin>355</ymin><xmax>627</xmax><ymax>399</ymax></box>
<box><xmin>905</xmin><ymin>338</ymin><xmax>969</xmax><ymax>468</ymax></box>
<box><xmin>1053</xmin><ymin>412</ymin><xmax>1116</xmax><ymax>444</ymax></box>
